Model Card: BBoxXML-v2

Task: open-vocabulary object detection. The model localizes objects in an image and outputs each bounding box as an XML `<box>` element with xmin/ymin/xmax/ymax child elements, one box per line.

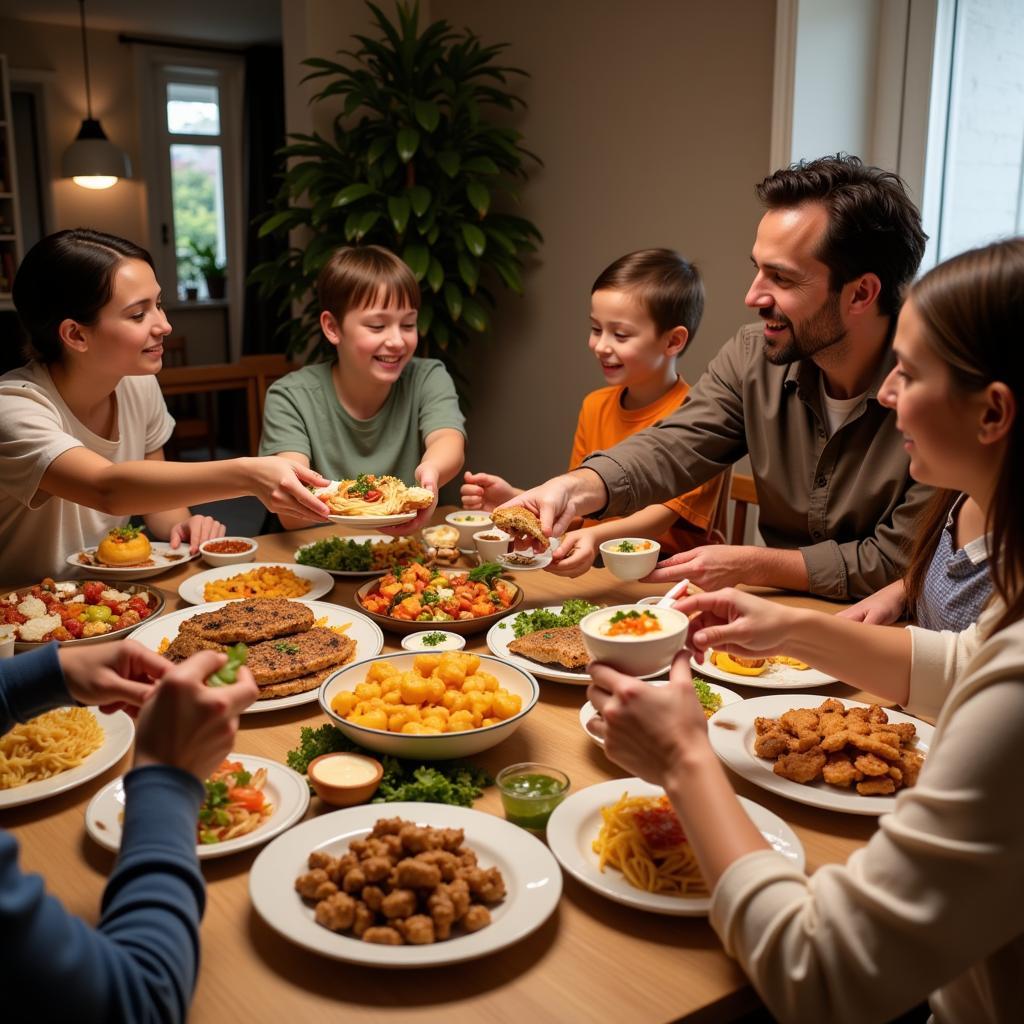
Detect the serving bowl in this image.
<box><xmin>353</xmin><ymin>570</ymin><xmax>523</xmax><ymax>637</ymax></box>
<box><xmin>198</xmin><ymin>536</ymin><xmax>258</xmax><ymax>566</ymax></box>
<box><xmin>400</xmin><ymin>630</ymin><xmax>467</xmax><ymax>652</ymax></box>
<box><xmin>579</xmin><ymin>603</ymin><xmax>689</xmax><ymax>676</ymax></box>
<box><xmin>445</xmin><ymin>510</ymin><xmax>493</xmax><ymax>549</ymax></box>
<box><xmin>319</xmin><ymin>652</ymin><xmax>539</xmax><ymax>760</ymax></box>
<box><xmin>599</xmin><ymin>538</ymin><xmax>661</xmax><ymax>581</ymax></box>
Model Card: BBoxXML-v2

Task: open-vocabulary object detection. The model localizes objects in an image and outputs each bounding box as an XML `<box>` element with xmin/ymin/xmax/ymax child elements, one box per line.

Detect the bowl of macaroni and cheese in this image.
<box><xmin>579</xmin><ymin>604</ymin><xmax>688</xmax><ymax>677</ymax></box>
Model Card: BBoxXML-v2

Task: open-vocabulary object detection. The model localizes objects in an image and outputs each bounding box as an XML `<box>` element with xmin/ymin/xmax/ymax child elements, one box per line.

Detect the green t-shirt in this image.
<box><xmin>259</xmin><ymin>357</ymin><xmax>465</xmax><ymax>483</ymax></box>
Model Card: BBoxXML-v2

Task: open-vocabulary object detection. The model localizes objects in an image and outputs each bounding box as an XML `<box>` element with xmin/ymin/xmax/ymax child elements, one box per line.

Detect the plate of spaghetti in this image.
<box><xmin>0</xmin><ymin>706</ymin><xmax>134</xmax><ymax>809</ymax></box>
<box><xmin>84</xmin><ymin>753</ymin><xmax>310</xmax><ymax>859</ymax></box>
<box><xmin>315</xmin><ymin>474</ymin><xmax>434</xmax><ymax>527</ymax></box>
<box><xmin>546</xmin><ymin>778</ymin><xmax>804</xmax><ymax>915</ymax></box>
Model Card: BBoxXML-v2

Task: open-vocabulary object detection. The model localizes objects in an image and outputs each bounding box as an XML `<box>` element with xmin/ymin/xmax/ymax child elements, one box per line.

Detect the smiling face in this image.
<box><xmin>879</xmin><ymin>299</ymin><xmax>991</xmax><ymax>491</ymax></box>
<box><xmin>72</xmin><ymin>259</ymin><xmax>171</xmax><ymax>375</ymax></box>
<box><xmin>588</xmin><ymin>288</ymin><xmax>684</xmax><ymax>391</ymax></box>
<box><xmin>323</xmin><ymin>290</ymin><xmax>419</xmax><ymax>387</ymax></box>
<box><xmin>745</xmin><ymin>203</ymin><xmax>850</xmax><ymax>365</ymax></box>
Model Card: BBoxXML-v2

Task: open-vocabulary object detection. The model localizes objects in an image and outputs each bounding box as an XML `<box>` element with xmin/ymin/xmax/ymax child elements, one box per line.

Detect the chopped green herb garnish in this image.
<box><xmin>617</xmin><ymin>540</ymin><xmax>636</xmax><ymax>552</ymax></box>
<box><xmin>421</xmin><ymin>631</ymin><xmax>448</xmax><ymax>647</ymax></box>
<box><xmin>274</xmin><ymin>641</ymin><xmax>300</xmax><ymax>654</ymax></box>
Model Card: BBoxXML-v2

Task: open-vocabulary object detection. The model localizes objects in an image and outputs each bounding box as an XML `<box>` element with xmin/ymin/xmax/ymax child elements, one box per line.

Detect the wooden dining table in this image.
<box><xmin>3</xmin><ymin>520</ymin><xmax>889</xmax><ymax>1023</ymax></box>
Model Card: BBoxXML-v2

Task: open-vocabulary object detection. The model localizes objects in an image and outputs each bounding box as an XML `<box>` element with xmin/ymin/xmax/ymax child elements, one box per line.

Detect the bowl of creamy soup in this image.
<box><xmin>579</xmin><ymin>604</ymin><xmax>688</xmax><ymax>676</ymax></box>
<box><xmin>445</xmin><ymin>510</ymin><xmax>493</xmax><ymax>549</ymax></box>
<box><xmin>598</xmin><ymin>538</ymin><xmax>661</xmax><ymax>581</ymax></box>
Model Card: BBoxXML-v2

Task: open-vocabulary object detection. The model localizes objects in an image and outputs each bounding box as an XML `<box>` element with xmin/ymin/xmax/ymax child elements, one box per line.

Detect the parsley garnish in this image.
<box><xmin>274</xmin><ymin>641</ymin><xmax>300</xmax><ymax>654</ymax></box>
<box><xmin>421</xmin><ymin>631</ymin><xmax>448</xmax><ymax>647</ymax></box>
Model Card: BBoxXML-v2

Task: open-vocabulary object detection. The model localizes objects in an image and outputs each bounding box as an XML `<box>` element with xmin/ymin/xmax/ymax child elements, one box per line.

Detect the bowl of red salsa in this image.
<box><xmin>199</xmin><ymin>537</ymin><xmax>259</xmax><ymax>567</ymax></box>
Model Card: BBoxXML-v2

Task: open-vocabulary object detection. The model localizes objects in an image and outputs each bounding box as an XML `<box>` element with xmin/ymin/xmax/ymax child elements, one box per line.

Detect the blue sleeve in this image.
<box><xmin>0</xmin><ymin>766</ymin><xmax>206</xmax><ymax>1023</ymax></box>
<box><xmin>0</xmin><ymin>642</ymin><xmax>71</xmax><ymax>735</ymax></box>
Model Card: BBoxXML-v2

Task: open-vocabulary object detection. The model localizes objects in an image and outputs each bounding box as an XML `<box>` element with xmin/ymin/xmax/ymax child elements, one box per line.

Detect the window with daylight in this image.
<box><xmin>137</xmin><ymin>48</ymin><xmax>243</xmax><ymax>315</ymax></box>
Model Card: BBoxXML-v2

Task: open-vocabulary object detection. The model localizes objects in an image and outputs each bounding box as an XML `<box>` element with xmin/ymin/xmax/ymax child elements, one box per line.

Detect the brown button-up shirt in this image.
<box><xmin>582</xmin><ymin>323</ymin><xmax>933</xmax><ymax>600</ymax></box>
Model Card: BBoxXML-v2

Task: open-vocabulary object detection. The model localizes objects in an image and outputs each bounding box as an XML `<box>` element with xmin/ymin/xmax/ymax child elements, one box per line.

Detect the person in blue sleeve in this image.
<box><xmin>0</xmin><ymin>640</ymin><xmax>258</xmax><ymax>1023</ymax></box>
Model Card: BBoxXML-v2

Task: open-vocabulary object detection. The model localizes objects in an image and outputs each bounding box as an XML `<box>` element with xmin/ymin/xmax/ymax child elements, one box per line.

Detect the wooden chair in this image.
<box><xmin>729</xmin><ymin>472</ymin><xmax>758</xmax><ymax>545</ymax></box>
<box><xmin>161</xmin><ymin>336</ymin><xmax>218</xmax><ymax>460</ymax></box>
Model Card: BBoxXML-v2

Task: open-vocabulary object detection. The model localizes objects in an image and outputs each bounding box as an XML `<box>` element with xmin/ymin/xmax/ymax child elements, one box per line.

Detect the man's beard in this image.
<box><xmin>761</xmin><ymin>291</ymin><xmax>847</xmax><ymax>365</ymax></box>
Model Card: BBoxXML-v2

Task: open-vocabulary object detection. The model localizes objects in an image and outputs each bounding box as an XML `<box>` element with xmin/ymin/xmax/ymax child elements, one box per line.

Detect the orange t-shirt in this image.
<box><xmin>568</xmin><ymin>379</ymin><xmax>724</xmax><ymax>555</ymax></box>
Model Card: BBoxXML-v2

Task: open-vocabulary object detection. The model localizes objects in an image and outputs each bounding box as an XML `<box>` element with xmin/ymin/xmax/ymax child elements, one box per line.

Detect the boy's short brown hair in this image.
<box><xmin>316</xmin><ymin>244</ymin><xmax>421</xmax><ymax>320</ymax></box>
<box><xmin>591</xmin><ymin>249</ymin><xmax>704</xmax><ymax>339</ymax></box>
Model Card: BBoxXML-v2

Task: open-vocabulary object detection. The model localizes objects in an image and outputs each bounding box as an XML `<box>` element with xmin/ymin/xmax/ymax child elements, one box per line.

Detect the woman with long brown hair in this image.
<box><xmin>588</xmin><ymin>238</ymin><xmax>1024</xmax><ymax>1023</ymax></box>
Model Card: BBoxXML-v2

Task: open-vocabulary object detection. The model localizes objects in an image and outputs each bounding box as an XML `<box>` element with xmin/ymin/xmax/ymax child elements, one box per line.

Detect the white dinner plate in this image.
<box><xmin>0</xmin><ymin>708</ymin><xmax>134</xmax><ymax>810</ymax></box>
<box><xmin>128</xmin><ymin>599</ymin><xmax>384</xmax><ymax>714</ymax></box>
<box><xmin>249</xmin><ymin>802</ymin><xmax>562</xmax><ymax>967</ymax></box>
<box><xmin>708</xmin><ymin>693</ymin><xmax>934</xmax><ymax>816</ymax></box>
<box><xmin>579</xmin><ymin>679</ymin><xmax>742</xmax><ymax>747</ymax></box>
<box><xmin>546</xmin><ymin>778</ymin><xmax>804</xmax><ymax>916</ymax></box>
<box><xmin>178</xmin><ymin>563</ymin><xmax>335</xmax><ymax>605</ymax></box>
<box><xmin>85</xmin><ymin>753</ymin><xmax>310</xmax><ymax>859</ymax></box>
<box><xmin>486</xmin><ymin>605</ymin><xmax>661</xmax><ymax>685</ymax></box>
<box><xmin>691</xmin><ymin>649</ymin><xmax>838</xmax><ymax>690</ymax></box>
<box><xmin>495</xmin><ymin>539</ymin><xmax>557</xmax><ymax>572</ymax></box>
<box><xmin>66</xmin><ymin>541</ymin><xmax>200</xmax><ymax>580</ymax></box>
<box><xmin>293</xmin><ymin>536</ymin><xmax>416</xmax><ymax>578</ymax></box>
<box><xmin>325</xmin><ymin>511</ymin><xmax>417</xmax><ymax>527</ymax></box>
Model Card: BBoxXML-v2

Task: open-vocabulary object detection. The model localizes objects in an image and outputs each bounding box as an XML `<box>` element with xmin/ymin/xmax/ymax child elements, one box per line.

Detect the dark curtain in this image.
<box><xmin>242</xmin><ymin>45</ymin><xmax>286</xmax><ymax>355</ymax></box>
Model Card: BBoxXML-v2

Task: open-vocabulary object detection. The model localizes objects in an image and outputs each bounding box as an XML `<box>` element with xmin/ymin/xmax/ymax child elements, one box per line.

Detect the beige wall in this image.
<box><xmin>0</xmin><ymin>16</ymin><xmax>146</xmax><ymax>243</ymax></box>
<box><xmin>426</xmin><ymin>0</ymin><xmax>776</xmax><ymax>486</ymax></box>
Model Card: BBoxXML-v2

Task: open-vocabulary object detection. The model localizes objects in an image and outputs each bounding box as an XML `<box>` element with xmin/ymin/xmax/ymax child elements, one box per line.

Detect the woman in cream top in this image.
<box><xmin>588</xmin><ymin>238</ymin><xmax>1024</xmax><ymax>1023</ymax></box>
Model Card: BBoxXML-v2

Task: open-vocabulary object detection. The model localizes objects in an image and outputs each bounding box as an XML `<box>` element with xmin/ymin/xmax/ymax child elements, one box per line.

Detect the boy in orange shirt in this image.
<box><xmin>461</xmin><ymin>249</ymin><xmax>724</xmax><ymax>576</ymax></box>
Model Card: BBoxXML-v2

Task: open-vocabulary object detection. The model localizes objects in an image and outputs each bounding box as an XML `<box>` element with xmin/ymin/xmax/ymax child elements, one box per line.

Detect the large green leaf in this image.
<box><xmin>444</xmin><ymin>281</ymin><xmax>463</xmax><ymax>321</ymax></box>
<box><xmin>436</xmin><ymin>150</ymin><xmax>460</xmax><ymax>178</ymax></box>
<box><xmin>462</xmin><ymin>155</ymin><xmax>500</xmax><ymax>175</ymax></box>
<box><xmin>354</xmin><ymin>209</ymin><xmax>381</xmax><ymax>241</ymax></box>
<box><xmin>407</xmin><ymin>185</ymin><xmax>432</xmax><ymax>217</ymax></box>
<box><xmin>461</xmin><ymin>296</ymin><xmax>488</xmax><ymax>332</ymax></box>
<box><xmin>367</xmin><ymin>135</ymin><xmax>391</xmax><ymax>165</ymax></box>
<box><xmin>332</xmin><ymin>183</ymin><xmax>376</xmax><ymax>208</ymax></box>
<box><xmin>457</xmin><ymin>251</ymin><xmax>479</xmax><ymax>292</ymax></box>
<box><xmin>402</xmin><ymin>243</ymin><xmax>430</xmax><ymax>280</ymax></box>
<box><xmin>414</xmin><ymin>99</ymin><xmax>441</xmax><ymax>132</ymax></box>
<box><xmin>396</xmin><ymin>126</ymin><xmax>421</xmax><ymax>162</ymax></box>
<box><xmin>417</xmin><ymin>301</ymin><xmax>435</xmax><ymax>336</ymax></box>
<box><xmin>258</xmin><ymin>210</ymin><xmax>302</xmax><ymax>238</ymax></box>
<box><xmin>426</xmin><ymin>257</ymin><xmax>445</xmax><ymax>293</ymax></box>
<box><xmin>387</xmin><ymin>195</ymin><xmax>411</xmax><ymax>234</ymax></box>
<box><xmin>460</xmin><ymin>222</ymin><xmax>487</xmax><ymax>257</ymax></box>
<box><xmin>466</xmin><ymin>180</ymin><xmax>490</xmax><ymax>217</ymax></box>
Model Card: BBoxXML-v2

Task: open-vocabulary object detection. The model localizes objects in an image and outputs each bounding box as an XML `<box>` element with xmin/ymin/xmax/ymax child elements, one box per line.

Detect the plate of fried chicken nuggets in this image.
<box><xmin>707</xmin><ymin>694</ymin><xmax>934</xmax><ymax>816</ymax></box>
<box><xmin>295</xmin><ymin>817</ymin><xmax>505</xmax><ymax>946</ymax></box>
<box><xmin>250</xmin><ymin>802</ymin><xmax>562</xmax><ymax>967</ymax></box>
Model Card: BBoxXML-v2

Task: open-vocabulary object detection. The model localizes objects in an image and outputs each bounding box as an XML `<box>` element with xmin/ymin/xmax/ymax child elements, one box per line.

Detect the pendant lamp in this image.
<box><xmin>61</xmin><ymin>0</ymin><xmax>131</xmax><ymax>190</ymax></box>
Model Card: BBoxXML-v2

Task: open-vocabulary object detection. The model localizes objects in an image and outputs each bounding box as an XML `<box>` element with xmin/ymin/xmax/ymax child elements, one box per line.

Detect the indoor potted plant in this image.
<box><xmin>249</xmin><ymin>0</ymin><xmax>542</xmax><ymax>398</ymax></box>
<box><xmin>188</xmin><ymin>240</ymin><xmax>227</xmax><ymax>300</ymax></box>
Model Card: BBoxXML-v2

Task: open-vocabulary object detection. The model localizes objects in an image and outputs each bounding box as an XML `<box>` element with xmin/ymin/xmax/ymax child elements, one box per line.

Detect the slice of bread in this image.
<box><xmin>491</xmin><ymin>506</ymin><xmax>547</xmax><ymax>546</ymax></box>
<box><xmin>402</xmin><ymin>486</ymin><xmax>435</xmax><ymax>510</ymax></box>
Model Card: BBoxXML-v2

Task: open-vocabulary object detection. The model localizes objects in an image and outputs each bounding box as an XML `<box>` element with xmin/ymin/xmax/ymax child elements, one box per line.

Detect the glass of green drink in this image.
<box><xmin>496</xmin><ymin>763</ymin><xmax>570</xmax><ymax>832</ymax></box>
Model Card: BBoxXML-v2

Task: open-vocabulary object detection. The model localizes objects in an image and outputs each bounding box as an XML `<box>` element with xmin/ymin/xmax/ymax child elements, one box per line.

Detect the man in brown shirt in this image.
<box><xmin>510</xmin><ymin>155</ymin><xmax>931</xmax><ymax>600</ymax></box>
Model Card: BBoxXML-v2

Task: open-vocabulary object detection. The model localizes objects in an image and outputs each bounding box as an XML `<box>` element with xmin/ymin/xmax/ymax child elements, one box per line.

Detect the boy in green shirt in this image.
<box><xmin>260</xmin><ymin>245</ymin><xmax>466</xmax><ymax>531</ymax></box>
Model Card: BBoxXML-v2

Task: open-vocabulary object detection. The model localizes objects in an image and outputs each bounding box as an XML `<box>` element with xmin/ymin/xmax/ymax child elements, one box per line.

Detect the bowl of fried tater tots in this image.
<box><xmin>319</xmin><ymin>651</ymin><xmax>539</xmax><ymax>760</ymax></box>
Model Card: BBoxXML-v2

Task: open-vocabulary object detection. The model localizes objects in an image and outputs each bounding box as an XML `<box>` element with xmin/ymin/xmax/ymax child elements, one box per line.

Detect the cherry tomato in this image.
<box><xmin>82</xmin><ymin>582</ymin><xmax>105</xmax><ymax>604</ymax></box>
<box><xmin>228</xmin><ymin>787</ymin><xmax>265</xmax><ymax>812</ymax></box>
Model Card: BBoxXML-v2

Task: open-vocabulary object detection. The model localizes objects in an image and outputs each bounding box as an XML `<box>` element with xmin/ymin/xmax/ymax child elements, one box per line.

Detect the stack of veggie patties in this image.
<box><xmin>165</xmin><ymin>598</ymin><xmax>356</xmax><ymax>700</ymax></box>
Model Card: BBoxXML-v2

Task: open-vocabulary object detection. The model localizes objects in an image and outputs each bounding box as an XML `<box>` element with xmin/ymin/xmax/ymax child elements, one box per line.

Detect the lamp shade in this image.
<box><xmin>61</xmin><ymin>118</ymin><xmax>132</xmax><ymax>187</ymax></box>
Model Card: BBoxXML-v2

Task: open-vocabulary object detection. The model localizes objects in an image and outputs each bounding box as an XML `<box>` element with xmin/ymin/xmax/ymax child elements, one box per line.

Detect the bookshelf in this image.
<box><xmin>0</xmin><ymin>54</ymin><xmax>24</xmax><ymax>311</ymax></box>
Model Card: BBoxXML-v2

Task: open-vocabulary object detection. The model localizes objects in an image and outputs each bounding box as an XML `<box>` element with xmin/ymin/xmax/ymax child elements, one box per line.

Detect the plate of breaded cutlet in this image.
<box><xmin>130</xmin><ymin>597</ymin><xmax>384</xmax><ymax>713</ymax></box>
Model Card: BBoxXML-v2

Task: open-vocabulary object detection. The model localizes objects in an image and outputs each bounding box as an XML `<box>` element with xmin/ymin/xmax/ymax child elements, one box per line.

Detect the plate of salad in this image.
<box><xmin>84</xmin><ymin>753</ymin><xmax>310</xmax><ymax>859</ymax></box>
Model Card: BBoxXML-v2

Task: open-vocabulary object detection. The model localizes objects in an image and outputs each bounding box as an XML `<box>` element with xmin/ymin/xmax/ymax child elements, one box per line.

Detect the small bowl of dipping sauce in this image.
<box><xmin>307</xmin><ymin>752</ymin><xmax>383</xmax><ymax>807</ymax></box>
<box><xmin>599</xmin><ymin>538</ymin><xmax>661</xmax><ymax>581</ymax></box>
<box><xmin>199</xmin><ymin>536</ymin><xmax>258</xmax><ymax>567</ymax></box>
<box><xmin>473</xmin><ymin>529</ymin><xmax>510</xmax><ymax>563</ymax></box>
<box><xmin>400</xmin><ymin>629</ymin><xmax>467</xmax><ymax>652</ymax></box>
<box><xmin>496</xmin><ymin>762</ymin><xmax>570</xmax><ymax>832</ymax></box>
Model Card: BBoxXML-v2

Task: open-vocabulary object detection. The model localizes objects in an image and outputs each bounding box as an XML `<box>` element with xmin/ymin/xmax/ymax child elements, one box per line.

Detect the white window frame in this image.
<box><xmin>135</xmin><ymin>46</ymin><xmax>245</xmax><ymax>360</ymax></box>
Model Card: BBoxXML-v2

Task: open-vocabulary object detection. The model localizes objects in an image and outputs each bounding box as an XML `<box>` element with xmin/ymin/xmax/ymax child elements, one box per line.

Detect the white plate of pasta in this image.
<box><xmin>177</xmin><ymin>563</ymin><xmax>335</xmax><ymax>605</ymax></box>
<box><xmin>546</xmin><ymin>778</ymin><xmax>804</xmax><ymax>916</ymax></box>
<box><xmin>315</xmin><ymin>475</ymin><xmax>432</xmax><ymax>528</ymax></box>
<box><xmin>84</xmin><ymin>753</ymin><xmax>310</xmax><ymax>859</ymax></box>
<box><xmin>0</xmin><ymin>706</ymin><xmax>134</xmax><ymax>809</ymax></box>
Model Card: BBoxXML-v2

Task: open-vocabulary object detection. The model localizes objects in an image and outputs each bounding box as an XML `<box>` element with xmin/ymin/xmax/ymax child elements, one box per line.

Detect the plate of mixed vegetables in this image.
<box><xmin>2</xmin><ymin>578</ymin><xmax>164</xmax><ymax>650</ymax></box>
<box><xmin>354</xmin><ymin>562</ymin><xmax>522</xmax><ymax>636</ymax></box>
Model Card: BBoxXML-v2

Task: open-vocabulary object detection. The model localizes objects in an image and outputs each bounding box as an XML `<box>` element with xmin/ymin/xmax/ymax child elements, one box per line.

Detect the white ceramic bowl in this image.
<box><xmin>198</xmin><ymin>537</ymin><xmax>259</xmax><ymax>566</ymax></box>
<box><xmin>474</xmin><ymin>528</ymin><xmax>510</xmax><ymax>563</ymax></box>
<box><xmin>400</xmin><ymin>630</ymin><xmax>467</xmax><ymax>652</ymax></box>
<box><xmin>579</xmin><ymin>604</ymin><xmax>688</xmax><ymax>677</ymax></box>
<box><xmin>599</xmin><ymin>538</ymin><xmax>661</xmax><ymax>581</ymax></box>
<box><xmin>445</xmin><ymin>510</ymin><xmax>493</xmax><ymax>550</ymax></box>
<box><xmin>319</xmin><ymin>652</ymin><xmax>539</xmax><ymax>760</ymax></box>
